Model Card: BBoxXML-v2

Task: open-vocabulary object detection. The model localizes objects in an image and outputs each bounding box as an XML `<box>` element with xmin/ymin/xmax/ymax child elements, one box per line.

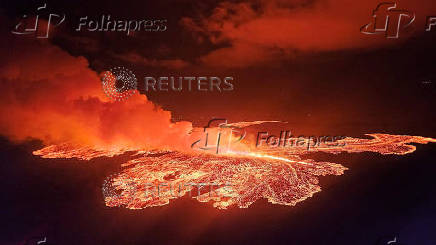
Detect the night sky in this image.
<box><xmin>0</xmin><ymin>0</ymin><xmax>435</xmax><ymax>244</ymax></box>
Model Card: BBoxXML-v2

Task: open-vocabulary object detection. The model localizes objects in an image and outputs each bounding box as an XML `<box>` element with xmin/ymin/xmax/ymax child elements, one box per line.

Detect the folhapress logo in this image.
<box><xmin>11</xmin><ymin>3</ymin><xmax>65</xmax><ymax>38</ymax></box>
<box><xmin>361</xmin><ymin>2</ymin><xmax>415</xmax><ymax>38</ymax></box>
<box><xmin>12</xmin><ymin>3</ymin><xmax>167</xmax><ymax>38</ymax></box>
<box><xmin>191</xmin><ymin>119</ymin><xmax>246</xmax><ymax>154</ymax></box>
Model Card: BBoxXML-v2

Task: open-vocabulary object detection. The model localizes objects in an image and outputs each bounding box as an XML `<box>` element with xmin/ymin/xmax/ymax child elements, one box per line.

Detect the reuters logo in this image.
<box><xmin>101</xmin><ymin>67</ymin><xmax>137</xmax><ymax>101</ymax></box>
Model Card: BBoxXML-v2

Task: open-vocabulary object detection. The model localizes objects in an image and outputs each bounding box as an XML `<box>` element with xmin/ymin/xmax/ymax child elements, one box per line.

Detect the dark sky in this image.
<box><xmin>1</xmin><ymin>0</ymin><xmax>435</xmax><ymax>135</ymax></box>
<box><xmin>0</xmin><ymin>1</ymin><xmax>436</xmax><ymax>245</ymax></box>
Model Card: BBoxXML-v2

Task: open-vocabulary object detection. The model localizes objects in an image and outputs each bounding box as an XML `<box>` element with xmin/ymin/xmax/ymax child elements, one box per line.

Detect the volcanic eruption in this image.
<box><xmin>1</xmin><ymin>40</ymin><xmax>435</xmax><ymax>210</ymax></box>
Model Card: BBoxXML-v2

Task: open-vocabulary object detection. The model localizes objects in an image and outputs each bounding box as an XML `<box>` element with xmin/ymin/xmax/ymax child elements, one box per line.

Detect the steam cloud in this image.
<box><xmin>0</xmin><ymin>39</ymin><xmax>193</xmax><ymax>150</ymax></box>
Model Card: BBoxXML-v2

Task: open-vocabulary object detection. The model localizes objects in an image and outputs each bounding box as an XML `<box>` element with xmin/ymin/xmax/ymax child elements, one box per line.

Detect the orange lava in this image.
<box><xmin>33</xmin><ymin>132</ymin><xmax>436</xmax><ymax>209</ymax></box>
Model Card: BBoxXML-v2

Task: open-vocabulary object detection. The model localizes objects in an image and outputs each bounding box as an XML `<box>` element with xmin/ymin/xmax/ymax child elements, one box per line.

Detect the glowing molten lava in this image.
<box><xmin>33</xmin><ymin>132</ymin><xmax>436</xmax><ymax>209</ymax></box>
<box><xmin>3</xmin><ymin>41</ymin><xmax>435</xmax><ymax>210</ymax></box>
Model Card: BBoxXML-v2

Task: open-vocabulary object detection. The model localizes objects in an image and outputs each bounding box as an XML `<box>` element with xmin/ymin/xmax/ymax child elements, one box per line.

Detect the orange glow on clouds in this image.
<box><xmin>0</xmin><ymin>41</ymin><xmax>194</xmax><ymax>151</ymax></box>
<box><xmin>1</xmin><ymin>18</ymin><xmax>435</xmax><ymax>210</ymax></box>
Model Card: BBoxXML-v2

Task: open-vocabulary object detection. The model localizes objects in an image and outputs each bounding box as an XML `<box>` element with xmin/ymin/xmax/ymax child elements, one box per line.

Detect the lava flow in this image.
<box><xmin>33</xmin><ymin>128</ymin><xmax>436</xmax><ymax>210</ymax></box>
